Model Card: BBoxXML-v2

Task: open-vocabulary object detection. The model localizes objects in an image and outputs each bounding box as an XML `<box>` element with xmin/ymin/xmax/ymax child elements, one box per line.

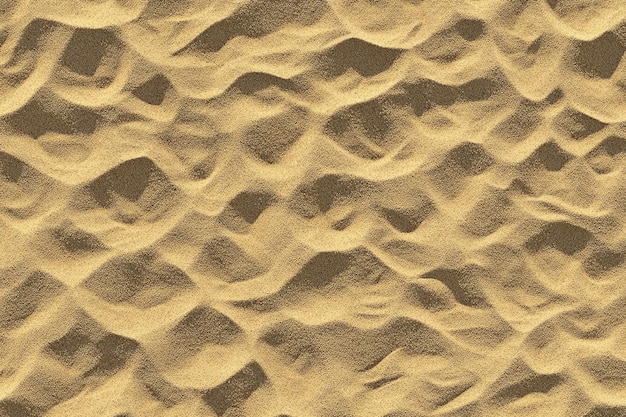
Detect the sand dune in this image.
<box><xmin>0</xmin><ymin>0</ymin><xmax>626</xmax><ymax>416</ymax></box>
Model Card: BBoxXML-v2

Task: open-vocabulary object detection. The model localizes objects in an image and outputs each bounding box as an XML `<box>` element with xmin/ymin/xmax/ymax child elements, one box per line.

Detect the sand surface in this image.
<box><xmin>1</xmin><ymin>0</ymin><xmax>626</xmax><ymax>416</ymax></box>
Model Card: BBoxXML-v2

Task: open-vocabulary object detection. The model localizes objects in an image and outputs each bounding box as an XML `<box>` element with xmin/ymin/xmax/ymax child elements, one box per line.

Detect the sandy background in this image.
<box><xmin>1</xmin><ymin>0</ymin><xmax>626</xmax><ymax>416</ymax></box>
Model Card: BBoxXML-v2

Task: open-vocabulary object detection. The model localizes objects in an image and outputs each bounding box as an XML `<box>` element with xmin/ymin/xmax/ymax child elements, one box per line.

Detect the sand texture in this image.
<box><xmin>1</xmin><ymin>0</ymin><xmax>626</xmax><ymax>416</ymax></box>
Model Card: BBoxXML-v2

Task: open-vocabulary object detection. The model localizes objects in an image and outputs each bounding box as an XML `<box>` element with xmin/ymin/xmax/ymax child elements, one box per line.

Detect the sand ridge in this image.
<box><xmin>0</xmin><ymin>0</ymin><xmax>626</xmax><ymax>416</ymax></box>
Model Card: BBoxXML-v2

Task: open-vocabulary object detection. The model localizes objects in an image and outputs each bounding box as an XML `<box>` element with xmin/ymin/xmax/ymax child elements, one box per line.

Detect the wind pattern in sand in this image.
<box><xmin>1</xmin><ymin>0</ymin><xmax>626</xmax><ymax>416</ymax></box>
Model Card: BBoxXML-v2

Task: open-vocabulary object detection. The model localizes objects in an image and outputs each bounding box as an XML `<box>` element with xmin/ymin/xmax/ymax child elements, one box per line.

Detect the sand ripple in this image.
<box><xmin>0</xmin><ymin>0</ymin><xmax>625</xmax><ymax>416</ymax></box>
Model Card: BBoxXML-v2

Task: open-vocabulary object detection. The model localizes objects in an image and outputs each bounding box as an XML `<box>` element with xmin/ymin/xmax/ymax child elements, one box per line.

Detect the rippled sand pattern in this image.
<box><xmin>1</xmin><ymin>1</ymin><xmax>626</xmax><ymax>416</ymax></box>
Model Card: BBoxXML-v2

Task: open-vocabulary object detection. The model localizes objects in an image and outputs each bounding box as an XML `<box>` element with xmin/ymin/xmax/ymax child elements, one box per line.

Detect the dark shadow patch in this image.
<box><xmin>5</xmin><ymin>98</ymin><xmax>100</xmax><ymax>139</ymax></box>
<box><xmin>186</xmin><ymin>138</ymin><xmax>223</xmax><ymax>181</ymax></box>
<box><xmin>324</xmin><ymin>98</ymin><xmax>397</xmax><ymax>159</ymax></box>
<box><xmin>527</xmin><ymin>37</ymin><xmax>542</xmax><ymax>54</ymax></box>
<box><xmin>12</xmin><ymin>19</ymin><xmax>57</xmax><ymax>59</ymax></box>
<box><xmin>132</xmin><ymin>74</ymin><xmax>172</xmax><ymax>106</ymax></box>
<box><xmin>561</xmin><ymin>306</ymin><xmax>608</xmax><ymax>340</ymax></box>
<box><xmin>263</xmin><ymin>318</ymin><xmax>452</xmax><ymax>376</ymax></box>
<box><xmin>460</xmin><ymin>78</ymin><xmax>497</xmax><ymax>101</ymax></box>
<box><xmin>402</xmin><ymin>77</ymin><xmax>497</xmax><ymax>117</ymax></box>
<box><xmin>176</xmin><ymin>0</ymin><xmax>327</xmax><ymax>54</ymax></box>
<box><xmin>0</xmin><ymin>151</ymin><xmax>24</xmax><ymax>182</ymax></box>
<box><xmin>82</xmin><ymin>251</ymin><xmax>194</xmax><ymax>307</ymax></box>
<box><xmin>596</xmin><ymin>135</ymin><xmax>626</xmax><ymax>156</ymax></box>
<box><xmin>194</xmin><ymin>237</ymin><xmax>264</xmax><ymax>283</ymax></box>
<box><xmin>426</xmin><ymin>142</ymin><xmax>494</xmax><ymax>199</ymax></box>
<box><xmin>83</xmin><ymin>334</ymin><xmax>139</xmax><ymax>377</ymax></box>
<box><xmin>583</xmin><ymin>250</ymin><xmax>624</xmax><ymax>277</ymax></box>
<box><xmin>190</xmin><ymin>155</ymin><xmax>217</xmax><ymax>181</ymax></box>
<box><xmin>449</xmin><ymin>142</ymin><xmax>494</xmax><ymax>175</ymax></box>
<box><xmin>525</xmin><ymin>221</ymin><xmax>592</xmax><ymax>255</ymax></box>
<box><xmin>135</xmin><ymin>360</ymin><xmax>186</xmax><ymax>408</ymax></box>
<box><xmin>433</xmin><ymin>383</ymin><xmax>474</xmax><ymax>407</ymax></box>
<box><xmin>176</xmin><ymin>19</ymin><xmax>235</xmax><ymax>54</ymax></box>
<box><xmin>0</xmin><ymin>271</ymin><xmax>64</xmax><ymax>329</ymax></box>
<box><xmin>488</xmin><ymin>359</ymin><xmax>564</xmax><ymax>405</ymax></box>
<box><xmin>229</xmin><ymin>72</ymin><xmax>297</xmax><ymax>94</ymax></box>
<box><xmin>413</xmin><ymin>25</ymin><xmax>470</xmax><ymax>64</ymax></box>
<box><xmin>353</xmin><ymin>318</ymin><xmax>451</xmax><ymax>370</ymax></box>
<box><xmin>572</xmin><ymin>31</ymin><xmax>625</xmax><ymax>79</ymax></box>
<box><xmin>45</xmin><ymin>315</ymin><xmax>141</xmax><ymax>380</ymax></box>
<box><xmin>87</xmin><ymin>157</ymin><xmax>157</xmax><ymax>206</ymax></box>
<box><xmin>461</xmin><ymin>191</ymin><xmax>510</xmax><ymax>236</ymax></box>
<box><xmin>491</xmin><ymin>104</ymin><xmax>542</xmax><ymax>142</ymax></box>
<box><xmin>347</xmin><ymin>248</ymin><xmax>391</xmax><ymax>285</ymax></box>
<box><xmin>580</xmin><ymin>355</ymin><xmax>626</xmax><ymax>390</ymax></box>
<box><xmin>61</xmin><ymin>28</ymin><xmax>118</xmax><ymax>76</ymax></box>
<box><xmin>378</xmin><ymin>201</ymin><xmax>434</xmax><ymax>233</ymax></box>
<box><xmin>302</xmin><ymin>175</ymin><xmax>342</xmax><ymax>216</ymax></box>
<box><xmin>529</xmin><ymin>141</ymin><xmax>572</xmax><ymax>171</ymax></box>
<box><xmin>171</xmin><ymin>306</ymin><xmax>242</xmax><ymax>348</ymax></box>
<box><xmin>286</xmin><ymin>252</ymin><xmax>352</xmax><ymax>290</ymax></box>
<box><xmin>544</xmin><ymin>88</ymin><xmax>564</xmax><ymax>104</ymax></box>
<box><xmin>406</xmin><ymin>282</ymin><xmax>455</xmax><ymax>311</ymax></box>
<box><xmin>289</xmin><ymin>174</ymin><xmax>369</xmax><ymax>218</ymax></box>
<box><xmin>419</xmin><ymin>267</ymin><xmax>489</xmax><ymax>308</ymax></box>
<box><xmin>202</xmin><ymin>361</ymin><xmax>267</xmax><ymax>416</ymax></box>
<box><xmin>586</xmin><ymin>136</ymin><xmax>626</xmax><ymax>174</ymax></box>
<box><xmin>319</xmin><ymin>38</ymin><xmax>403</xmax><ymax>77</ymax></box>
<box><xmin>245</xmin><ymin>251</ymin><xmax>365</xmax><ymax>308</ymax></box>
<box><xmin>0</xmin><ymin>400</ymin><xmax>40</xmax><ymax>417</ymax></box>
<box><xmin>553</xmin><ymin>108</ymin><xmax>606</xmax><ymax>140</ymax></box>
<box><xmin>231</xmin><ymin>297</ymin><xmax>276</xmax><ymax>313</ymax></box>
<box><xmin>241</xmin><ymin>108</ymin><xmax>307</xmax><ymax>164</ymax></box>
<box><xmin>365</xmin><ymin>374</ymin><xmax>402</xmax><ymax>390</ymax></box>
<box><xmin>455</xmin><ymin>19</ymin><xmax>485</xmax><ymax>41</ymax></box>
<box><xmin>332</xmin><ymin>214</ymin><xmax>354</xmax><ymax>231</ymax></box>
<box><xmin>0</xmin><ymin>29</ymin><xmax>6</xmax><ymax>48</ymax></box>
<box><xmin>260</xmin><ymin>320</ymin><xmax>317</xmax><ymax>363</ymax></box>
<box><xmin>227</xmin><ymin>191</ymin><xmax>275</xmax><ymax>224</ymax></box>
<box><xmin>402</xmin><ymin>80</ymin><xmax>458</xmax><ymax>116</ymax></box>
<box><xmin>583</xmin><ymin>406</ymin><xmax>626</xmax><ymax>417</ymax></box>
<box><xmin>507</xmin><ymin>178</ymin><xmax>534</xmax><ymax>195</ymax></box>
<box><xmin>75</xmin><ymin>157</ymin><xmax>178</xmax><ymax>223</ymax></box>
<box><xmin>492</xmin><ymin>373</ymin><xmax>563</xmax><ymax>404</ymax></box>
<box><xmin>51</xmin><ymin>222</ymin><xmax>107</xmax><ymax>253</ymax></box>
<box><xmin>46</xmin><ymin>326</ymin><xmax>92</xmax><ymax>365</ymax></box>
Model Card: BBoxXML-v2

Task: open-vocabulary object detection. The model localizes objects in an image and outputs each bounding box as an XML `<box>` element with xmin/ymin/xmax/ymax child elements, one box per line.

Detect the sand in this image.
<box><xmin>0</xmin><ymin>0</ymin><xmax>625</xmax><ymax>416</ymax></box>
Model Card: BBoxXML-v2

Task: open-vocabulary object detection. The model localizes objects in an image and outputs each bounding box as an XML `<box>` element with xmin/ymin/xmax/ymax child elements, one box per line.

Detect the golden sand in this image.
<box><xmin>0</xmin><ymin>0</ymin><xmax>625</xmax><ymax>416</ymax></box>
